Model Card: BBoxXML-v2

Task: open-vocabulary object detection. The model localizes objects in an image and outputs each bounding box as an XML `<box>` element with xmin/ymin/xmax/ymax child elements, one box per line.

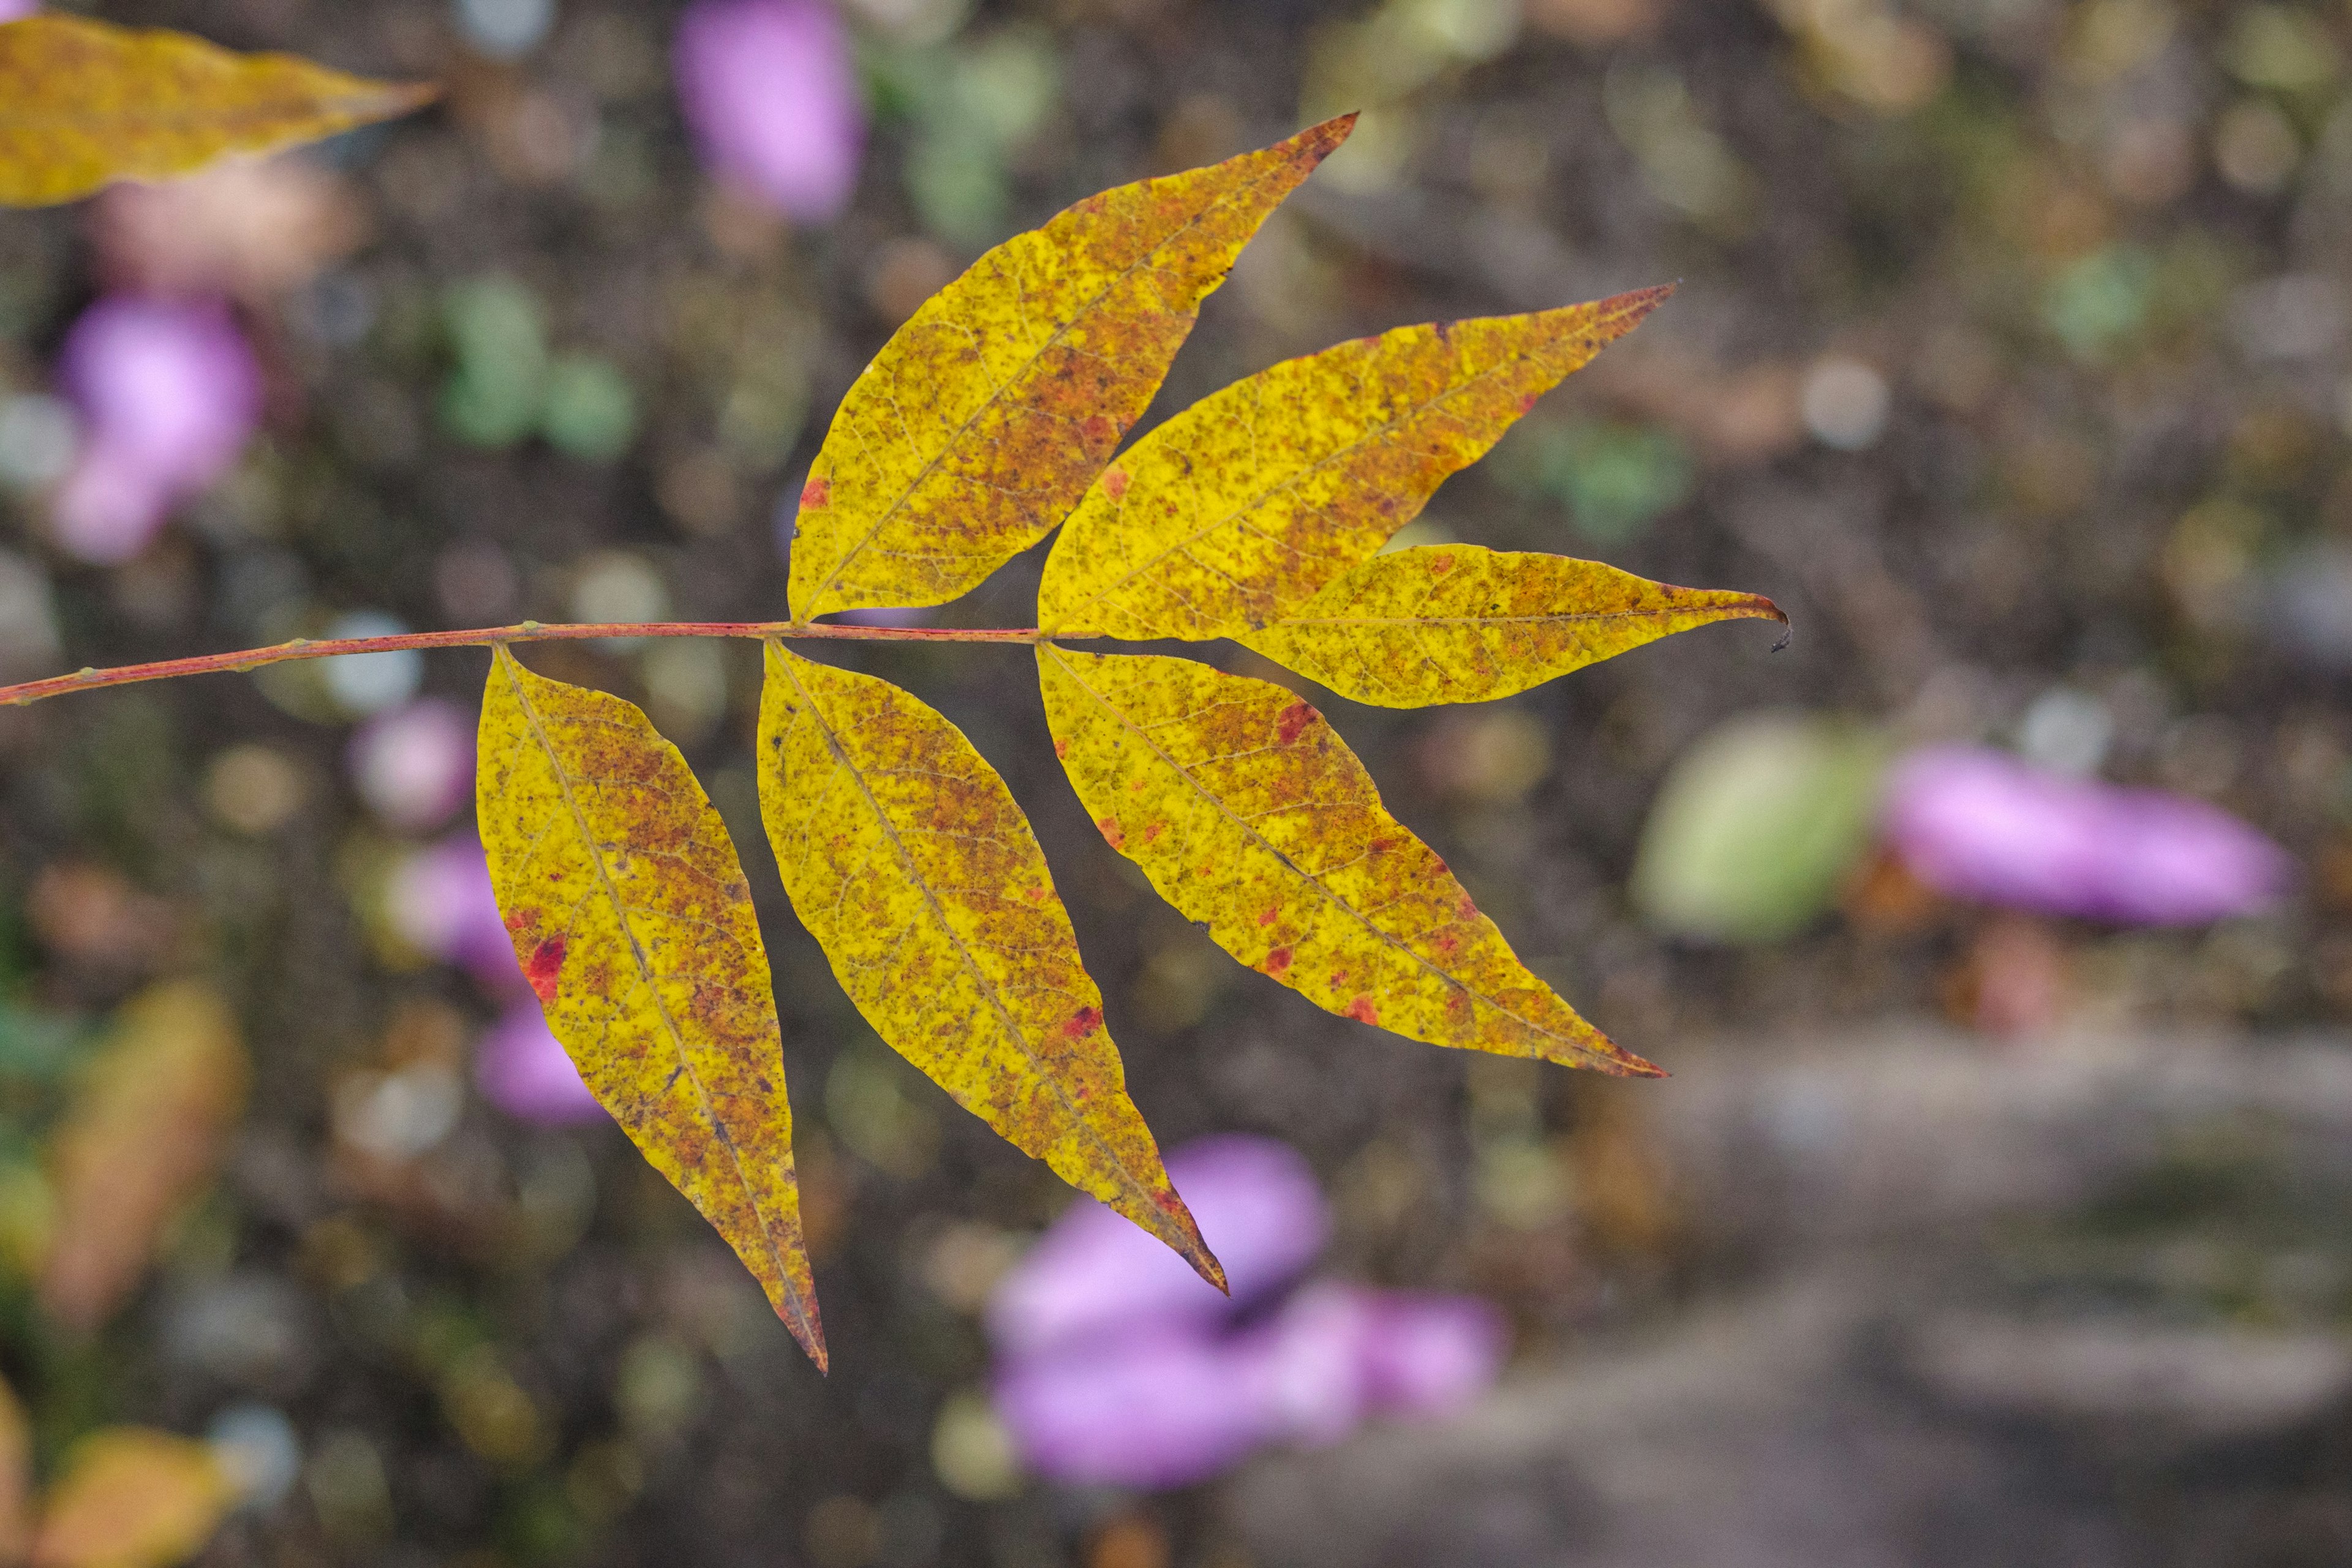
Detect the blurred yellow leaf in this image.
<box><xmin>0</xmin><ymin>1373</ymin><xmax>29</xmax><ymax>1562</ymax></box>
<box><xmin>31</xmin><ymin>1430</ymin><xmax>232</xmax><ymax>1568</ymax></box>
<box><xmin>40</xmin><ymin>982</ymin><xmax>247</xmax><ymax>1334</ymax></box>
<box><xmin>757</xmin><ymin>646</ymin><xmax>1221</xmax><ymax>1284</ymax></box>
<box><xmin>0</xmin><ymin>15</ymin><xmax>435</xmax><ymax>208</ymax></box>
<box><xmin>1036</xmin><ymin>290</ymin><xmax>1667</xmax><ymax>641</ymax></box>
<box><xmin>477</xmin><ymin>647</ymin><xmax>824</xmax><ymax>1368</ymax></box>
<box><xmin>787</xmin><ymin>116</ymin><xmax>1354</xmax><ymax>621</ymax></box>
<box><xmin>1242</xmin><ymin>546</ymin><xmax>1786</xmax><ymax>706</ymax></box>
<box><xmin>1037</xmin><ymin>646</ymin><xmax>1659</xmax><ymax>1076</ymax></box>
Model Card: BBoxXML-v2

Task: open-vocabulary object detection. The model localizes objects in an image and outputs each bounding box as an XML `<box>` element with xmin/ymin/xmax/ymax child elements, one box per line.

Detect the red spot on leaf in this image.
<box><xmin>1096</xmin><ymin>815</ymin><xmax>1126</xmax><ymax>849</ymax></box>
<box><xmin>1276</xmin><ymin>701</ymin><xmax>1315</xmax><ymax>744</ymax></box>
<box><xmin>1144</xmin><ymin>820</ymin><xmax>1167</xmax><ymax>843</ymax></box>
<box><xmin>1263</xmin><ymin>946</ymin><xmax>1292</xmax><ymax>976</ymax></box>
<box><xmin>1257</xmin><ymin>907</ymin><xmax>1278</xmax><ymax>927</ymax></box>
<box><xmin>1344</xmin><ymin>995</ymin><xmax>1379</xmax><ymax>1026</ymax></box>
<box><xmin>1429</xmin><ymin>552</ymin><xmax>1454</xmax><ymax>574</ymax></box>
<box><xmin>1063</xmin><ymin>1005</ymin><xmax>1102</xmax><ymax>1039</ymax></box>
<box><xmin>1455</xmin><ymin>892</ymin><xmax>1478</xmax><ymax>919</ymax></box>
<box><xmin>524</xmin><ymin>937</ymin><xmax>565</xmax><ymax>1005</ymax></box>
<box><xmin>1080</xmin><ymin>413</ymin><xmax>1117</xmax><ymax>448</ymax></box>
<box><xmin>1054</xmin><ymin>738</ymin><xmax>1069</xmax><ymax>760</ymax></box>
<box><xmin>1518</xmin><ymin>391</ymin><xmax>1540</xmax><ymax>413</ymax></box>
<box><xmin>800</xmin><ymin>476</ymin><xmax>831</xmax><ymax>509</ymax></box>
<box><xmin>1102</xmin><ymin>469</ymin><xmax>1130</xmax><ymax>501</ymax></box>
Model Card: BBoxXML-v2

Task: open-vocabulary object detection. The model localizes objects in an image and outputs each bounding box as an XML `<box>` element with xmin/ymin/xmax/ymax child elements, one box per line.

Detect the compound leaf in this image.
<box><xmin>1038</xmin><ymin>290</ymin><xmax>1668</xmax><ymax>641</ymax></box>
<box><xmin>757</xmin><ymin>644</ymin><xmax>1221</xmax><ymax>1287</ymax></box>
<box><xmin>788</xmin><ymin>116</ymin><xmax>1354</xmax><ymax>622</ymax></box>
<box><xmin>0</xmin><ymin>14</ymin><xmax>435</xmax><ymax>208</ymax></box>
<box><xmin>478</xmin><ymin>646</ymin><xmax>823</xmax><ymax>1368</ymax></box>
<box><xmin>1242</xmin><ymin>546</ymin><xmax>1787</xmax><ymax>707</ymax></box>
<box><xmin>1038</xmin><ymin>645</ymin><xmax>1659</xmax><ymax>1076</ymax></box>
<box><xmin>31</xmin><ymin>1430</ymin><xmax>232</xmax><ymax>1568</ymax></box>
<box><xmin>40</xmin><ymin>982</ymin><xmax>247</xmax><ymax>1335</ymax></box>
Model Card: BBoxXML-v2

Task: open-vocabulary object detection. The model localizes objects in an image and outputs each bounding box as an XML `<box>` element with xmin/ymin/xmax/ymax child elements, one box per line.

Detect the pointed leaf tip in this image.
<box><xmin>756</xmin><ymin>646</ymin><xmax>1216</xmax><ymax>1282</ymax></box>
<box><xmin>477</xmin><ymin>647</ymin><xmax>824</xmax><ymax>1370</ymax></box>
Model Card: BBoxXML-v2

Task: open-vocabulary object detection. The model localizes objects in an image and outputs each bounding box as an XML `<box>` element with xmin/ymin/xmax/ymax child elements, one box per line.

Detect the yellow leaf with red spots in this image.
<box><xmin>31</xmin><ymin>1429</ymin><xmax>233</xmax><ymax>1568</ymax></box>
<box><xmin>477</xmin><ymin>646</ymin><xmax>823</xmax><ymax>1368</ymax></box>
<box><xmin>1037</xmin><ymin>646</ymin><xmax>1659</xmax><ymax>1076</ymax></box>
<box><xmin>787</xmin><ymin>116</ymin><xmax>1354</xmax><ymax>622</ymax></box>
<box><xmin>1036</xmin><ymin>290</ymin><xmax>1668</xmax><ymax>641</ymax></box>
<box><xmin>1242</xmin><ymin>546</ymin><xmax>1788</xmax><ymax>706</ymax></box>
<box><xmin>0</xmin><ymin>15</ymin><xmax>435</xmax><ymax>208</ymax></box>
<box><xmin>757</xmin><ymin>644</ymin><xmax>1221</xmax><ymax>1287</ymax></box>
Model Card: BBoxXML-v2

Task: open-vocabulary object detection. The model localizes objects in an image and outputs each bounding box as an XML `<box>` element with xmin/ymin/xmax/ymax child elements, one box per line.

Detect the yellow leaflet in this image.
<box><xmin>1242</xmin><ymin>546</ymin><xmax>1787</xmax><ymax>707</ymax></box>
<box><xmin>41</xmin><ymin>982</ymin><xmax>247</xmax><ymax>1335</ymax></box>
<box><xmin>31</xmin><ymin>1429</ymin><xmax>232</xmax><ymax>1568</ymax></box>
<box><xmin>477</xmin><ymin>647</ymin><xmax>824</xmax><ymax>1368</ymax></box>
<box><xmin>788</xmin><ymin>116</ymin><xmax>1354</xmax><ymax>622</ymax></box>
<box><xmin>0</xmin><ymin>15</ymin><xmax>435</xmax><ymax>208</ymax></box>
<box><xmin>757</xmin><ymin>645</ymin><xmax>1222</xmax><ymax>1287</ymax></box>
<box><xmin>1038</xmin><ymin>646</ymin><xmax>1660</xmax><ymax>1076</ymax></box>
<box><xmin>1038</xmin><ymin>289</ymin><xmax>1670</xmax><ymax>641</ymax></box>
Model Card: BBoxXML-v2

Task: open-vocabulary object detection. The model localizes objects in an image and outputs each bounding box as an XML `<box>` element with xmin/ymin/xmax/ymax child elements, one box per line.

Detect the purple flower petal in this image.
<box><xmin>993</xmin><ymin>1324</ymin><xmax>1283</xmax><ymax>1490</ymax></box>
<box><xmin>385</xmin><ymin>837</ymin><xmax>529</xmax><ymax>997</ymax></box>
<box><xmin>1253</xmin><ymin>1284</ymin><xmax>1506</xmax><ymax>1443</ymax></box>
<box><xmin>476</xmin><ymin>1001</ymin><xmax>609</xmax><ymax>1126</ymax></box>
<box><xmin>51</xmin><ymin>296</ymin><xmax>261</xmax><ymax>563</ymax></box>
<box><xmin>0</xmin><ymin>2</ymin><xmax>37</xmax><ymax>21</ymax></box>
<box><xmin>674</xmin><ymin>0</ymin><xmax>865</xmax><ymax>222</ymax></box>
<box><xmin>1883</xmin><ymin>746</ymin><xmax>2293</xmax><ymax>926</ymax></box>
<box><xmin>349</xmin><ymin>699</ymin><xmax>475</xmax><ymax>834</ymax></box>
<box><xmin>988</xmin><ymin>1135</ymin><xmax>1328</xmax><ymax>1360</ymax></box>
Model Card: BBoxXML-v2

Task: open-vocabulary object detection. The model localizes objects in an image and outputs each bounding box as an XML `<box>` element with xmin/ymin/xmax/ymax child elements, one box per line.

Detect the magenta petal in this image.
<box><xmin>1251</xmin><ymin>1284</ymin><xmax>1505</xmax><ymax>1444</ymax></box>
<box><xmin>385</xmin><ymin>837</ymin><xmax>529</xmax><ymax>998</ymax></box>
<box><xmin>349</xmin><ymin>699</ymin><xmax>476</xmax><ymax>834</ymax></box>
<box><xmin>51</xmin><ymin>296</ymin><xmax>261</xmax><ymax>563</ymax></box>
<box><xmin>0</xmin><ymin>3</ymin><xmax>37</xmax><ymax>23</ymax></box>
<box><xmin>476</xmin><ymin>1003</ymin><xmax>609</xmax><ymax>1126</ymax></box>
<box><xmin>988</xmin><ymin>1135</ymin><xmax>1329</xmax><ymax>1360</ymax></box>
<box><xmin>674</xmin><ymin>0</ymin><xmax>865</xmax><ymax>222</ymax></box>
<box><xmin>1883</xmin><ymin>746</ymin><xmax>2293</xmax><ymax>927</ymax></box>
<box><xmin>993</xmin><ymin>1325</ymin><xmax>1282</xmax><ymax>1490</ymax></box>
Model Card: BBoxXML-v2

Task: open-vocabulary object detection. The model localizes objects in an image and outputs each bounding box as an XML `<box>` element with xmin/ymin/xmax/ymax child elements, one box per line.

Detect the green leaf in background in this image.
<box><xmin>541</xmin><ymin>356</ymin><xmax>638</xmax><ymax>464</ymax></box>
<box><xmin>1495</xmin><ymin>420</ymin><xmax>1695</xmax><ymax>546</ymax></box>
<box><xmin>1630</xmin><ymin>711</ymin><xmax>1887</xmax><ymax>944</ymax></box>
<box><xmin>439</xmin><ymin>277</ymin><xmax>548</xmax><ymax>450</ymax></box>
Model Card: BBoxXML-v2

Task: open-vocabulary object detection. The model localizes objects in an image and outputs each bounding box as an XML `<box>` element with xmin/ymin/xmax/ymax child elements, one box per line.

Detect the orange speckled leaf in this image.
<box><xmin>1038</xmin><ymin>289</ymin><xmax>1670</xmax><ymax>640</ymax></box>
<box><xmin>0</xmin><ymin>15</ymin><xmax>435</xmax><ymax>208</ymax></box>
<box><xmin>1038</xmin><ymin>646</ymin><xmax>1659</xmax><ymax>1076</ymax></box>
<box><xmin>1243</xmin><ymin>546</ymin><xmax>1788</xmax><ymax>706</ymax></box>
<box><xmin>477</xmin><ymin>646</ymin><xmax>824</xmax><ymax>1369</ymax></box>
<box><xmin>40</xmin><ymin>981</ymin><xmax>247</xmax><ymax>1335</ymax></box>
<box><xmin>31</xmin><ymin>1430</ymin><xmax>233</xmax><ymax>1568</ymax></box>
<box><xmin>788</xmin><ymin>116</ymin><xmax>1354</xmax><ymax>622</ymax></box>
<box><xmin>758</xmin><ymin>644</ymin><xmax>1222</xmax><ymax>1287</ymax></box>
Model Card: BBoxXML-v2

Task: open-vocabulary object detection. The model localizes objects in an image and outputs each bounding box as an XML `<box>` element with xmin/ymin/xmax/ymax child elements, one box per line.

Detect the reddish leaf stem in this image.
<box><xmin>0</xmin><ymin>620</ymin><xmax>1047</xmax><ymax>709</ymax></box>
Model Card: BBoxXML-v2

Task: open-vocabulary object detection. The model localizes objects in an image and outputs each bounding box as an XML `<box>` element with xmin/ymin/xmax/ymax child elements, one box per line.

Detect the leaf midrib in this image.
<box><xmin>1042</xmin><ymin>643</ymin><xmax>1623</xmax><ymax>1065</ymax></box>
<box><xmin>799</xmin><ymin>165</ymin><xmax>1271</xmax><ymax>620</ymax></box>
<box><xmin>497</xmin><ymin>649</ymin><xmax>818</xmax><ymax>1352</ymax></box>
<box><xmin>773</xmin><ymin>648</ymin><xmax>1210</xmax><ymax>1275</ymax></box>
<box><xmin>1044</xmin><ymin>306</ymin><xmax>1645</xmax><ymax>635</ymax></box>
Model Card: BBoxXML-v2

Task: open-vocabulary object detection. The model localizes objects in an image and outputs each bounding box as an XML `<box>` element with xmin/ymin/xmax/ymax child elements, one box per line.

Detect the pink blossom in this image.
<box><xmin>50</xmin><ymin>296</ymin><xmax>262</xmax><ymax>563</ymax></box>
<box><xmin>475</xmin><ymin>1001</ymin><xmax>608</xmax><ymax>1125</ymax></box>
<box><xmin>0</xmin><ymin>3</ymin><xmax>37</xmax><ymax>21</ymax></box>
<box><xmin>1882</xmin><ymin>745</ymin><xmax>2293</xmax><ymax>925</ymax></box>
<box><xmin>987</xmin><ymin>1134</ymin><xmax>1327</xmax><ymax>1360</ymax></box>
<box><xmin>987</xmin><ymin>1137</ymin><xmax>1507</xmax><ymax>1490</ymax></box>
<box><xmin>674</xmin><ymin>0</ymin><xmax>865</xmax><ymax>222</ymax></box>
<box><xmin>385</xmin><ymin>837</ymin><xmax>527</xmax><ymax>997</ymax></box>
<box><xmin>349</xmin><ymin>699</ymin><xmax>475</xmax><ymax>834</ymax></box>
